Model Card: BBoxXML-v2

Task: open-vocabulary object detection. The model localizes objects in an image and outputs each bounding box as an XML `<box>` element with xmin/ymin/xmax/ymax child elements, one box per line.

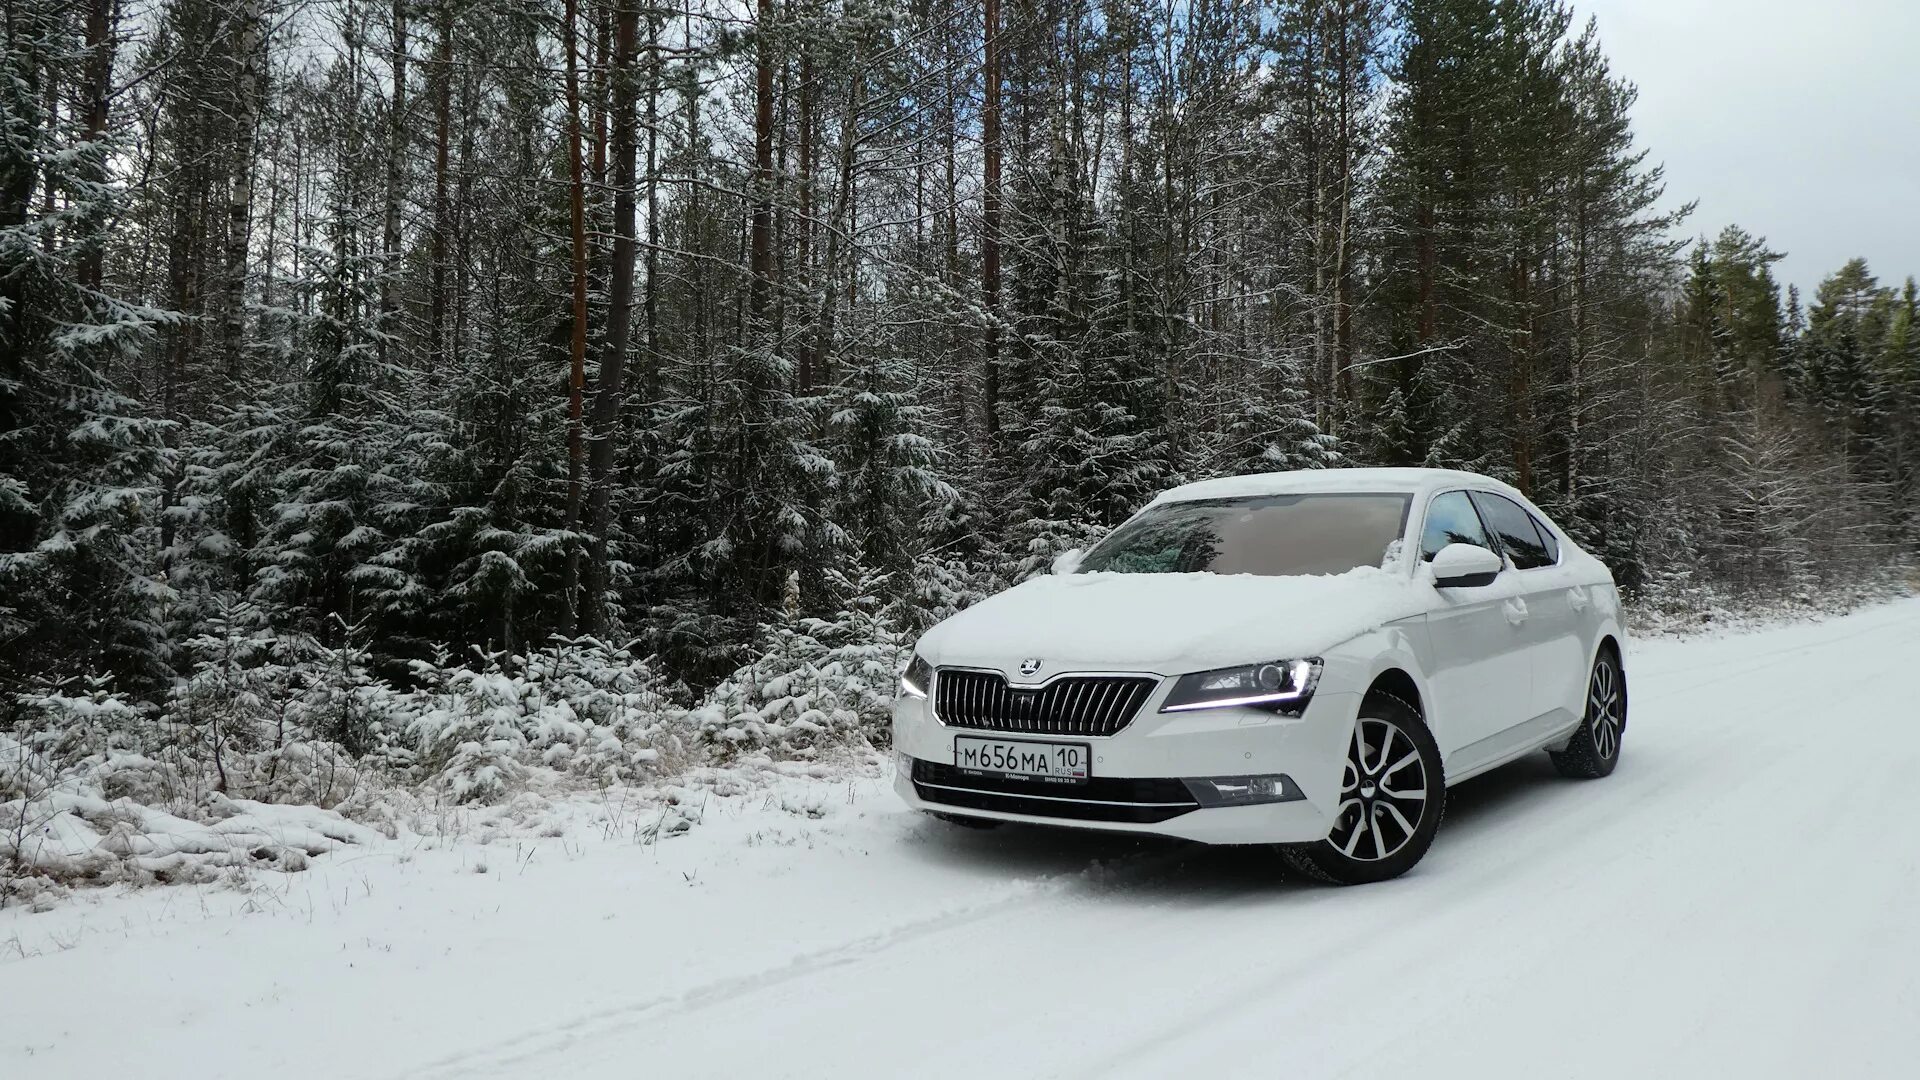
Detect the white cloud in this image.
<box><xmin>1576</xmin><ymin>0</ymin><xmax>1920</xmax><ymax>295</ymax></box>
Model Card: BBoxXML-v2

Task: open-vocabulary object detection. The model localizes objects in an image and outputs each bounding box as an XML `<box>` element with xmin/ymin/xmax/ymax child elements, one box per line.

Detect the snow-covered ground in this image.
<box><xmin>6</xmin><ymin>597</ymin><xmax>1920</xmax><ymax>1079</ymax></box>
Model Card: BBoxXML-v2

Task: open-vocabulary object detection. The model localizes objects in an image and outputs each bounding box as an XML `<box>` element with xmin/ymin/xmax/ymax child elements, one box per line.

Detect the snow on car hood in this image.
<box><xmin>916</xmin><ymin>566</ymin><xmax>1426</xmax><ymax>676</ymax></box>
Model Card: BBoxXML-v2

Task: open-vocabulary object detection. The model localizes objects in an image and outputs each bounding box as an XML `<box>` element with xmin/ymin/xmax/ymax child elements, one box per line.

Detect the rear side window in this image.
<box><xmin>1470</xmin><ymin>492</ymin><xmax>1553</xmax><ymax>570</ymax></box>
<box><xmin>1419</xmin><ymin>491</ymin><xmax>1494</xmax><ymax>561</ymax></box>
<box><xmin>1529</xmin><ymin>513</ymin><xmax>1561</xmax><ymax>564</ymax></box>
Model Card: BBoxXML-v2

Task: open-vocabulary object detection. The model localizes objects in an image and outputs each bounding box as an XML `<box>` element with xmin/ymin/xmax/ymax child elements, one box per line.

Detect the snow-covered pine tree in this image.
<box><xmin>1803</xmin><ymin>259</ymin><xmax>1896</xmax><ymax>495</ymax></box>
<box><xmin>1</xmin><ymin>0</ymin><xmax>175</xmax><ymax>690</ymax></box>
<box><xmin>1887</xmin><ymin>280</ymin><xmax>1920</xmax><ymax>536</ymax></box>
<box><xmin>1211</xmin><ymin>349</ymin><xmax>1339</xmax><ymax>478</ymax></box>
<box><xmin>249</xmin><ymin>49</ymin><xmax>422</xmax><ymax>659</ymax></box>
<box><xmin>830</xmin><ymin>356</ymin><xmax>957</xmax><ymax>581</ymax></box>
<box><xmin>374</xmin><ymin>10</ymin><xmax>587</xmax><ymax>662</ymax></box>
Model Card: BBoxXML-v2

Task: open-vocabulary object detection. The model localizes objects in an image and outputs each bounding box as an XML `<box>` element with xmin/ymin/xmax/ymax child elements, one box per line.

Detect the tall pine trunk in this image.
<box><xmin>380</xmin><ymin>0</ymin><xmax>408</xmax><ymax>363</ymax></box>
<box><xmin>643</xmin><ymin>8</ymin><xmax>661</xmax><ymax>404</ymax></box>
<box><xmin>1332</xmin><ymin>7</ymin><xmax>1361</xmax><ymax>414</ymax></box>
<box><xmin>561</xmin><ymin>0</ymin><xmax>592</xmax><ymax>615</ymax></box>
<box><xmin>981</xmin><ymin>0</ymin><xmax>1003</xmax><ymax>443</ymax></box>
<box><xmin>807</xmin><ymin>44</ymin><xmax>863</xmax><ymax>384</ymax></box>
<box><xmin>749</xmin><ymin>0</ymin><xmax>776</xmax><ymax>329</ymax></box>
<box><xmin>221</xmin><ymin>0</ymin><xmax>266</xmax><ymax>384</ymax></box>
<box><xmin>580</xmin><ymin>0</ymin><xmax>641</xmax><ymax>637</ymax></box>
<box><xmin>429</xmin><ymin>6</ymin><xmax>453</xmax><ymax>372</ymax></box>
<box><xmin>75</xmin><ymin>0</ymin><xmax>114</xmax><ymax>293</ymax></box>
<box><xmin>795</xmin><ymin>35</ymin><xmax>815</xmax><ymax>391</ymax></box>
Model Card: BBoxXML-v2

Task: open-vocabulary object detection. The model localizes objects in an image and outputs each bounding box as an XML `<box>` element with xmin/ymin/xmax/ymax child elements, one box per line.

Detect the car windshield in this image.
<box><xmin>1078</xmin><ymin>493</ymin><xmax>1412</xmax><ymax>577</ymax></box>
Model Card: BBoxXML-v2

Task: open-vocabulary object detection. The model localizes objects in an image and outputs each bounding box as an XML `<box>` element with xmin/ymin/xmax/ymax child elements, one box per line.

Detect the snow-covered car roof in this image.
<box><xmin>1148</xmin><ymin>467</ymin><xmax>1523</xmax><ymax>508</ymax></box>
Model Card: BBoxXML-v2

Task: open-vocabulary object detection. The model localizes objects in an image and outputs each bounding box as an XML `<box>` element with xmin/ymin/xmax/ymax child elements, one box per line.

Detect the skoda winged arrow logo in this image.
<box><xmin>1018</xmin><ymin>658</ymin><xmax>1043</xmax><ymax>677</ymax></box>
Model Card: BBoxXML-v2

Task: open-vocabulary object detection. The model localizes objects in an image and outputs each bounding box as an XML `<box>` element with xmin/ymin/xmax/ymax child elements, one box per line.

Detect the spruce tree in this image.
<box><xmin>1</xmin><ymin>0</ymin><xmax>174</xmax><ymax>689</ymax></box>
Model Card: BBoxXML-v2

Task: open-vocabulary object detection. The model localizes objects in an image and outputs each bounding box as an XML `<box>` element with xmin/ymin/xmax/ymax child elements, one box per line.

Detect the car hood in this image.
<box><xmin>916</xmin><ymin>566</ymin><xmax>1427</xmax><ymax>677</ymax></box>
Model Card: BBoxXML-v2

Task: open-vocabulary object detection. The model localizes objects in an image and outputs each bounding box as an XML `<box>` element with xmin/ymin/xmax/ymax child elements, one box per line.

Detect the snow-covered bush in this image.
<box><xmin>3</xmin><ymin>777</ymin><xmax>386</xmax><ymax>908</ymax></box>
<box><xmin>1</xmin><ymin>680</ymin><xmax>388</xmax><ymax>907</ymax></box>
<box><xmin>402</xmin><ymin>639</ymin><xmax>686</xmax><ymax>802</ymax></box>
<box><xmin>693</xmin><ymin>580</ymin><xmax>912</xmax><ymax>758</ymax></box>
<box><xmin>156</xmin><ymin>600</ymin><xmax>382</xmax><ymax>808</ymax></box>
<box><xmin>1</xmin><ymin>635</ymin><xmax>696</xmax><ymax>902</ymax></box>
<box><xmin>521</xmin><ymin>638</ymin><xmax>689</xmax><ymax>775</ymax></box>
<box><xmin>2</xmin><ymin>677</ymin><xmax>147</xmax><ymax>796</ymax></box>
<box><xmin>404</xmin><ymin>665</ymin><xmax>532</xmax><ymax>804</ymax></box>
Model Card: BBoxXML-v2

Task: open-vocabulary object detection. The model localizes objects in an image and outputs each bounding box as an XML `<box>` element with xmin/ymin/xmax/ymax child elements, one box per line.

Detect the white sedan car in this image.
<box><xmin>893</xmin><ymin>467</ymin><xmax>1627</xmax><ymax>884</ymax></box>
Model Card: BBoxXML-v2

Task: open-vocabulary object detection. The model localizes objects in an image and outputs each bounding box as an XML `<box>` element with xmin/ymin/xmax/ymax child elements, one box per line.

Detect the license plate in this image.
<box><xmin>953</xmin><ymin>736</ymin><xmax>1090</xmax><ymax>784</ymax></box>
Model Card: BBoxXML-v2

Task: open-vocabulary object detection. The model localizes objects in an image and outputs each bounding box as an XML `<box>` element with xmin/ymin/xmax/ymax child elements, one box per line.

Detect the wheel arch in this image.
<box><xmin>1593</xmin><ymin>632</ymin><xmax>1627</xmax><ymax>717</ymax></box>
<box><xmin>1595</xmin><ymin>632</ymin><xmax>1623</xmax><ymax>663</ymax></box>
<box><xmin>1324</xmin><ymin>625</ymin><xmax>1434</xmax><ymax>728</ymax></box>
<box><xmin>1363</xmin><ymin>666</ymin><xmax>1424</xmax><ymax>719</ymax></box>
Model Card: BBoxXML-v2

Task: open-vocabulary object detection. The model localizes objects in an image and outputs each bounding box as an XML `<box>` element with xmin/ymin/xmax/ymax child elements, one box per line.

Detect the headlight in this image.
<box><xmin>899</xmin><ymin>654</ymin><xmax>933</xmax><ymax>699</ymax></box>
<box><xmin>1159</xmin><ymin>658</ymin><xmax>1321</xmax><ymax>714</ymax></box>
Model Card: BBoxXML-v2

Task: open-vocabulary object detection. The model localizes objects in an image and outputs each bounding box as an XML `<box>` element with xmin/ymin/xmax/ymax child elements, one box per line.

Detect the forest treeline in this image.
<box><xmin>4</xmin><ymin>0</ymin><xmax>1918</xmax><ymax>701</ymax></box>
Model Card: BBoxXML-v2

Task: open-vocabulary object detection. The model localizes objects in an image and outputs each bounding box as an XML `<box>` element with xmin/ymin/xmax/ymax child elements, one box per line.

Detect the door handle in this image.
<box><xmin>1503</xmin><ymin>598</ymin><xmax>1529</xmax><ymax>626</ymax></box>
<box><xmin>1568</xmin><ymin>587</ymin><xmax>1590</xmax><ymax>613</ymax></box>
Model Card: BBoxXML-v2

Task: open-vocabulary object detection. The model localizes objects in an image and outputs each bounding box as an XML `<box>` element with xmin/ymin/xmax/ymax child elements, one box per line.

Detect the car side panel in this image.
<box><xmin>1579</xmin><ymin>577</ymin><xmax>1627</xmax><ymax>710</ymax></box>
<box><xmin>1518</xmin><ymin>560</ymin><xmax>1587</xmax><ymax>723</ymax></box>
<box><xmin>1421</xmin><ymin>565</ymin><xmax>1535</xmax><ymax>769</ymax></box>
<box><xmin>1525</xmin><ymin>540</ymin><xmax>1622</xmax><ymax>724</ymax></box>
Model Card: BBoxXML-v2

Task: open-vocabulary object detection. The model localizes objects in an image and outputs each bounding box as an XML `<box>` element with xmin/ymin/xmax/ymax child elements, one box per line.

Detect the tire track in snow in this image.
<box><xmin>398</xmin><ymin>890</ymin><xmax>1045</xmax><ymax>1079</ymax></box>
<box><xmin>399</xmin><ymin>845</ymin><xmax>1200</xmax><ymax>1080</ymax></box>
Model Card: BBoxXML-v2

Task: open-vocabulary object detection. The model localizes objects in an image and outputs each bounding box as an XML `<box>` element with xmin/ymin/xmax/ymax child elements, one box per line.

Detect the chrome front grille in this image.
<box><xmin>932</xmin><ymin>670</ymin><xmax>1158</xmax><ymax>737</ymax></box>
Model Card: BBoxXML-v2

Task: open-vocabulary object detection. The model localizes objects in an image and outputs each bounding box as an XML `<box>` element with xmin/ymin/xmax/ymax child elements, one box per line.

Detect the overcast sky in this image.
<box><xmin>1574</xmin><ymin>0</ymin><xmax>1920</xmax><ymax>297</ymax></box>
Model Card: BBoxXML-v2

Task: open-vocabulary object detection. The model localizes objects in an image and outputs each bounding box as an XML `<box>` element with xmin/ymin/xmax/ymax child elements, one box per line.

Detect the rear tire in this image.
<box><xmin>1550</xmin><ymin>649</ymin><xmax>1626</xmax><ymax>779</ymax></box>
<box><xmin>1280</xmin><ymin>692</ymin><xmax>1445</xmax><ymax>885</ymax></box>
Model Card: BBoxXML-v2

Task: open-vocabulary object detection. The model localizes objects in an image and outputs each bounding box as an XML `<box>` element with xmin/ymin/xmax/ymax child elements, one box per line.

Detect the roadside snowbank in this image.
<box><xmin>1</xmin><ymin>621</ymin><xmax>902</xmax><ymax>908</ymax></box>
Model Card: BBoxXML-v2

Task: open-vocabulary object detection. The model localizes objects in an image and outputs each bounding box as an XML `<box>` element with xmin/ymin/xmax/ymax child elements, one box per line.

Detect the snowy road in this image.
<box><xmin>7</xmin><ymin>598</ymin><xmax>1920</xmax><ymax>1079</ymax></box>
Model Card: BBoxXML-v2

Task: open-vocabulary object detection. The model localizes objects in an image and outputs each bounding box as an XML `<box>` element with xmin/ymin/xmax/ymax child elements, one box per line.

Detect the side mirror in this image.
<box><xmin>1428</xmin><ymin>543</ymin><xmax>1503</xmax><ymax>588</ymax></box>
<box><xmin>1051</xmin><ymin>548</ymin><xmax>1085</xmax><ymax>576</ymax></box>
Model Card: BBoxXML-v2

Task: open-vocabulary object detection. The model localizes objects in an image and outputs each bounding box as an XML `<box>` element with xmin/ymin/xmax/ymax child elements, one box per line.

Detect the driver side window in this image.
<box><xmin>1420</xmin><ymin>491</ymin><xmax>1494</xmax><ymax>562</ymax></box>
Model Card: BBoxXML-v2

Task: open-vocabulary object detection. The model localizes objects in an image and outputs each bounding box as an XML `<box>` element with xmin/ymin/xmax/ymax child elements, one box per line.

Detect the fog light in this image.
<box><xmin>895</xmin><ymin>751</ymin><xmax>914</xmax><ymax>780</ymax></box>
<box><xmin>1183</xmin><ymin>774</ymin><xmax>1304</xmax><ymax>807</ymax></box>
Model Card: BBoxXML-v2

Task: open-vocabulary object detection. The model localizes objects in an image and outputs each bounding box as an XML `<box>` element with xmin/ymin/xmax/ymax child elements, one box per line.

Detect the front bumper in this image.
<box><xmin>891</xmin><ymin>686</ymin><xmax>1361</xmax><ymax>845</ymax></box>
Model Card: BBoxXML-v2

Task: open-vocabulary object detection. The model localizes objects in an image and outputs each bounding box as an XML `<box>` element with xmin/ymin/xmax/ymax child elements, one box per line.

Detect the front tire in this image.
<box><xmin>1281</xmin><ymin>692</ymin><xmax>1445</xmax><ymax>885</ymax></box>
<box><xmin>1549</xmin><ymin>649</ymin><xmax>1626</xmax><ymax>779</ymax></box>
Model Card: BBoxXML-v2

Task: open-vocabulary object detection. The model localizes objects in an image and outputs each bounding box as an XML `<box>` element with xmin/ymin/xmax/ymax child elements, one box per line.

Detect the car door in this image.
<box><xmin>1468</xmin><ymin>491</ymin><xmax>1583</xmax><ymax>725</ymax></box>
<box><xmin>1415</xmin><ymin>490</ymin><xmax>1534</xmax><ymax>765</ymax></box>
<box><xmin>1515</xmin><ymin>504</ymin><xmax>1597</xmax><ymax>723</ymax></box>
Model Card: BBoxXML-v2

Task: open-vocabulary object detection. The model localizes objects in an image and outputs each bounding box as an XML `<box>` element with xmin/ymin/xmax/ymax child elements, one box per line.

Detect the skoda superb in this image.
<box><xmin>892</xmin><ymin>468</ymin><xmax>1627</xmax><ymax>883</ymax></box>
